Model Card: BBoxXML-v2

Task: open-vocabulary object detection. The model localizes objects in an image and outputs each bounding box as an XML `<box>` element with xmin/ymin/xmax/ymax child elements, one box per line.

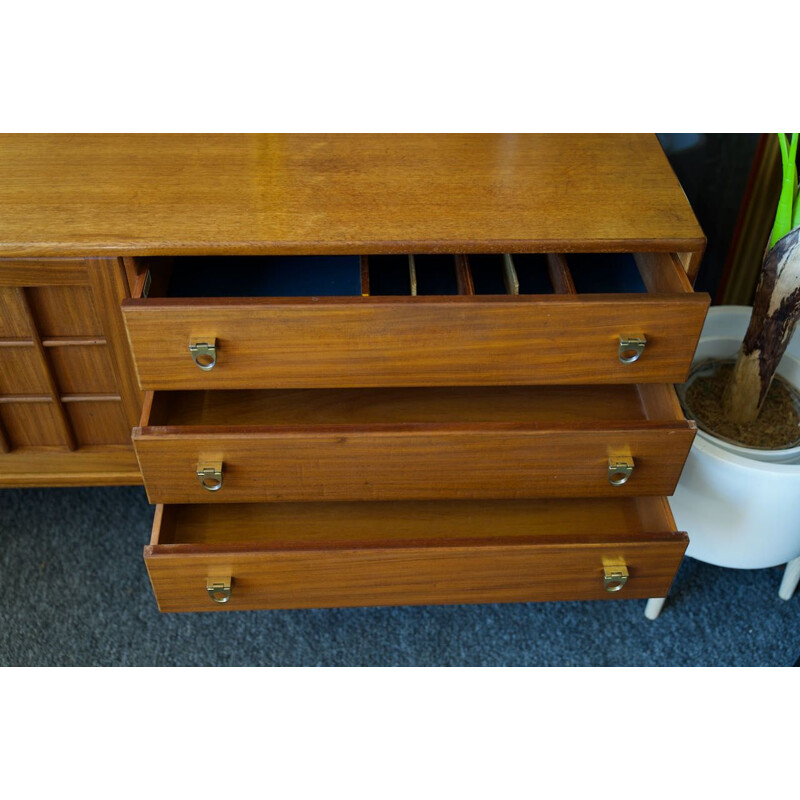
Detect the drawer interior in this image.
<box><xmin>138</xmin><ymin>251</ymin><xmax>692</xmax><ymax>300</ymax></box>
<box><xmin>165</xmin><ymin>255</ymin><xmax>364</xmax><ymax>297</ymax></box>
<box><xmin>142</xmin><ymin>383</ymin><xmax>686</xmax><ymax>429</ymax></box>
<box><xmin>151</xmin><ymin>496</ymin><xmax>680</xmax><ymax>548</ymax></box>
<box><xmin>565</xmin><ymin>253</ymin><xmax>647</xmax><ymax>293</ymax></box>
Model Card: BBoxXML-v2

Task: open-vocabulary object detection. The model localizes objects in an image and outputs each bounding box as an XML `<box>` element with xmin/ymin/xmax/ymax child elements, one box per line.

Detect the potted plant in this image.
<box><xmin>647</xmin><ymin>133</ymin><xmax>800</xmax><ymax>619</ymax></box>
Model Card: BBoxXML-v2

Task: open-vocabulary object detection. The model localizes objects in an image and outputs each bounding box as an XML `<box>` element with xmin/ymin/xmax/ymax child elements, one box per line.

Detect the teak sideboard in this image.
<box><xmin>0</xmin><ymin>133</ymin><xmax>709</xmax><ymax>612</ymax></box>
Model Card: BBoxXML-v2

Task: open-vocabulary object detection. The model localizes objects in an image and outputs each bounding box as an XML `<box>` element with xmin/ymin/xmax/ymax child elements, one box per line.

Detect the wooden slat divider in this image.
<box><xmin>0</xmin><ymin>339</ymin><xmax>34</xmax><ymax>347</ymax></box>
<box><xmin>502</xmin><ymin>254</ymin><xmax>519</xmax><ymax>295</ymax></box>
<box><xmin>41</xmin><ymin>337</ymin><xmax>107</xmax><ymax>347</ymax></box>
<box><xmin>61</xmin><ymin>394</ymin><xmax>122</xmax><ymax>403</ymax></box>
<box><xmin>638</xmin><ymin>383</ymin><xmax>689</xmax><ymax>422</ymax></box>
<box><xmin>634</xmin><ymin>252</ymin><xmax>694</xmax><ymax>294</ymax></box>
<box><xmin>678</xmin><ymin>249</ymin><xmax>705</xmax><ymax>285</ymax></box>
<box><xmin>0</xmin><ymin>395</ymin><xmax>53</xmax><ymax>404</ymax></box>
<box><xmin>139</xmin><ymin>390</ymin><xmax>158</xmax><ymax>428</ymax></box>
<box><xmin>408</xmin><ymin>255</ymin><xmax>418</xmax><ymax>296</ymax></box>
<box><xmin>0</xmin><ymin>260</ymin><xmax>90</xmax><ymax>286</ymax></box>
<box><xmin>17</xmin><ymin>288</ymin><xmax>77</xmax><ymax>451</ymax></box>
<box><xmin>360</xmin><ymin>256</ymin><xmax>370</xmax><ymax>297</ymax></box>
<box><xmin>122</xmin><ymin>257</ymin><xmax>140</xmax><ymax>296</ymax></box>
<box><xmin>130</xmin><ymin>262</ymin><xmax>151</xmax><ymax>300</ymax></box>
<box><xmin>0</xmin><ymin>393</ymin><xmax>126</xmax><ymax>404</ymax></box>
<box><xmin>0</xmin><ymin>446</ymin><xmax>142</xmax><ymax>486</ymax></box>
<box><xmin>546</xmin><ymin>253</ymin><xmax>576</xmax><ymax>294</ymax></box>
<box><xmin>0</xmin><ymin>416</ymin><xmax>9</xmax><ymax>453</ymax></box>
<box><xmin>455</xmin><ymin>255</ymin><xmax>475</xmax><ymax>295</ymax></box>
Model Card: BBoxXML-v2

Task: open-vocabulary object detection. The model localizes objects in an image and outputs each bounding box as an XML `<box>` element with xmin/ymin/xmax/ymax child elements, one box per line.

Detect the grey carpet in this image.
<box><xmin>1</xmin><ymin>486</ymin><xmax>797</xmax><ymax>666</ymax></box>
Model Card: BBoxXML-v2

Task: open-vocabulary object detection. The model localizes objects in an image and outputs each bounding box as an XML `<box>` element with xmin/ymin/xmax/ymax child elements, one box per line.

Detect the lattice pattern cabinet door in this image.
<box><xmin>0</xmin><ymin>258</ymin><xmax>143</xmax><ymax>485</ymax></box>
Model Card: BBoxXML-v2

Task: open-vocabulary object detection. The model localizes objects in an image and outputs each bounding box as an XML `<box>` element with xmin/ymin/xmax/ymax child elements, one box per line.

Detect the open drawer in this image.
<box><xmin>133</xmin><ymin>383</ymin><xmax>696</xmax><ymax>503</ymax></box>
<box><xmin>121</xmin><ymin>252</ymin><xmax>710</xmax><ymax>389</ymax></box>
<box><xmin>144</xmin><ymin>497</ymin><xmax>689</xmax><ymax>612</ymax></box>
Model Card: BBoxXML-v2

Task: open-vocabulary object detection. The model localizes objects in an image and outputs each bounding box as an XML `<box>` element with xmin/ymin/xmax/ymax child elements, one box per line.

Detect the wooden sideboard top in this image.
<box><xmin>0</xmin><ymin>133</ymin><xmax>704</xmax><ymax>258</ymax></box>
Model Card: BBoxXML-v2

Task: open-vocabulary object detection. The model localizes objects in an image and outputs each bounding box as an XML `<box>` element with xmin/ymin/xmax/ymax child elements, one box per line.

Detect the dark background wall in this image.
<box><xmin>657</xmin><ymin>133</ymin><xmax>761</xmax><ymax>300</ymax></box>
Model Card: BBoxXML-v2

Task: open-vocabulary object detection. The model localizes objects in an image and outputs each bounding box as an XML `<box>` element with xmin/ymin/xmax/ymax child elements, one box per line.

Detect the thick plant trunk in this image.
<box><xmin>723</xmin><ymin>227</ymin><xmax>800</xmax><ymax>423</ymax></box>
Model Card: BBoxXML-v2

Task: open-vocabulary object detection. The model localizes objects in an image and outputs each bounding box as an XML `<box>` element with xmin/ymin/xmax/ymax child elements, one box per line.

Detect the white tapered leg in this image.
<box><xmin>645</xmin><ymin>597</ymin><xmax>667</xmax><ymax>620</ymax></box>
<box><xmin>778</xmin><ymin>556</ymin><xmax>800</xmax><ymax>600</ymax></box>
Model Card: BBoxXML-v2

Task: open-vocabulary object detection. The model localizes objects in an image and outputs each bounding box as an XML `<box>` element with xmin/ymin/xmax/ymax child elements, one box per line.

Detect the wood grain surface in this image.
<box><xmin>133</xmin><ymin>385</ymin><xmax>695</xmax><ymax>503</ymax></box>
<box><xmin>0</xmin><ymin>445</ymin><xmax>141</xmax><ymax>486</ymax></box>
<box><xmin>148</xmin><ymin>385</ymin><xmax>651</xmax><ymax>427</ymax></box>
<box><xmin>84</xmin><ymin>258</ymin><xmax>143</xmax><ymax>427</ymax></box>
<box><xmin>144</xmin><ymin>498</ymin><xmax>688</xmax><ymax>611</ymax></box>
<box><xmin>0</xmin><ymin>257</ymin><xmax>144</xmax><ymax>481</ymax></box>
<box><xmin>123</xmin><ymin>292</ymin><xmax>709</xmax><ymax>389</ymax></box>
<box><xmin>154</xmin><ymin>496</ymin><xmax>678</xmax><ymax>546</ymax></box>
<box><xmin>0</xmin><ymin>134</ymin><xmax>705</xmax><ymax>258</ymax></box>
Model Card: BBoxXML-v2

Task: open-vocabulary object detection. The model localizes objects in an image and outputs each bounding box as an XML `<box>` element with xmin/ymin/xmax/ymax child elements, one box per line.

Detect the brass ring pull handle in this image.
<box><xmin>189</xmin><ymin>338</ymin><xmax>217</xmax><ymax>370</ymax></box>
<box><xmin>603</xmin><ymin>565</ymin><xmax>629</xmax><ymax>592</ymax></box>
<box><xmin>618</xmin><ymin>335</ymin><xmax>647</xmax><ymax>364</ymax></box>
<box><xmin>206</xmin><ymin>577</ymin><xmax>232</xmax><ymax>604</ymax></box>
<box><xmin>608</xmin><ymin>456</ymin><xmax>635</xmax><ymax>486</ymax></box>
<box><xmin>197</xmin><ymin>462</ymin><xmax>223</xmax><ymax>492</ymax></box>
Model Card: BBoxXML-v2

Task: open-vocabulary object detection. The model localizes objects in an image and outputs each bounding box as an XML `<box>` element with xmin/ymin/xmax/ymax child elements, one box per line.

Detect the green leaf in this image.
<box><xmin>791</xmin><ymin>134</ymin><xmax>800</xmax><ymax>230</ymax></box>
<box><xmin>793</xmin><ymin>184</ymin><xmax>800</xmax><ymax>229</ymax></box>
<box><xmin>770</xmin><ymin>133</ymin><xmax>796</xmax><ymax>248</ymax></box>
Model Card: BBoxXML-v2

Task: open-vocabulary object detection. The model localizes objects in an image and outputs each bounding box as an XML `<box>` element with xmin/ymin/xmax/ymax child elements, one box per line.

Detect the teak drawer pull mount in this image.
<box><xmin>618</xmin><ymin>335</ymin><xmax>647</xmax><ymax>364</ymax></box>
<box><xmin>189</xmin><ymin>337</ymin><xmax>217</xmax><ymax>370</ymax></box>
<box><xmin>197</xmin><ymin>461</ymin><xmax>224</xmax><ymax>492</ymax></box>
<box><xmin>206</xmin><ymin>576</ymin><xmax>233</xmax><ymax>604</ymax></box>
<box><xmin>603</xmin><ymin>565</ymin><xmax>629</xmax><ymax>592</ymax></box>
<box><xmin>608</xmin><ymin>456</ymin><xmax>635</xmax><ymax>486</ymax></box>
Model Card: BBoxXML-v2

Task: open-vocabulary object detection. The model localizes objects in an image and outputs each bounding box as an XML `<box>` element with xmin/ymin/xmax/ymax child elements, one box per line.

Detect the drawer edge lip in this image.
<box><xmin>0</xmin><ymin>256</ymin><xmax>97</xmax><ymax>266</ymax></box>
<box><xmin>133</xmin><ymin>419</ymin><xmax>697</xmax><ymax>439</ymax></box>
<box><xmin>0</xmin><ymin>446</ymin><xmax>142</xmax><ymax>486</ymax></box>
<box><xmin>122</xmin><ymin>292</ymin><xmax>711</xmax><ymax>309</ymax></box>
<box><xmin>144</xmin><ymin>530</ymin><xmax>690</xmax><ymax>559</ymax></box>
<box><xmin>0</xmin><ymin>472</ymin><xmax>142</xmax><ymax>487</ymax></box>
<box><xmin>137</xmin><ymin>384</ymin><xmax>695</xmax><ymax>434</ymax></box>
<box><xmin>3</xmin><ymin>238</ymin><xmax>709</xmax><ymax>261</ymax></box>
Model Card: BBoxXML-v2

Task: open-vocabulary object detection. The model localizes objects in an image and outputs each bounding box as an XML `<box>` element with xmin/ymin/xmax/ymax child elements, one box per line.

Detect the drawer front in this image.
<box><xmin>133</xmin><ymin>384</ymin><xmax>696</xmax><ymax>504</ymax></box>
<box><xmin>144</xmin><ymin>501</ymin><xmax>689</xmax><ymax>612</ymax></box>
<box><xmin>146</xmin><ymin>540</ymin><xmax>688</xmax><ymax>612</ymax></box>
<box><xmin>134</xmin><ymin>426</ymin><xmax>696</xmax><ymax>503</ymax></box>
<box><xmin>123</xmin><ymin>294</ymin><xmax>709</xmax><ymax>389</ymax></box>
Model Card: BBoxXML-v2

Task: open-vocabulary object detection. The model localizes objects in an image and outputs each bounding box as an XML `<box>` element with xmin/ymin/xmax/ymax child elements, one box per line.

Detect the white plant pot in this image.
<box><xmin>670</xmin><ymin>306</ymin><xmax>800</xmax><ymax>569</ymax></box>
